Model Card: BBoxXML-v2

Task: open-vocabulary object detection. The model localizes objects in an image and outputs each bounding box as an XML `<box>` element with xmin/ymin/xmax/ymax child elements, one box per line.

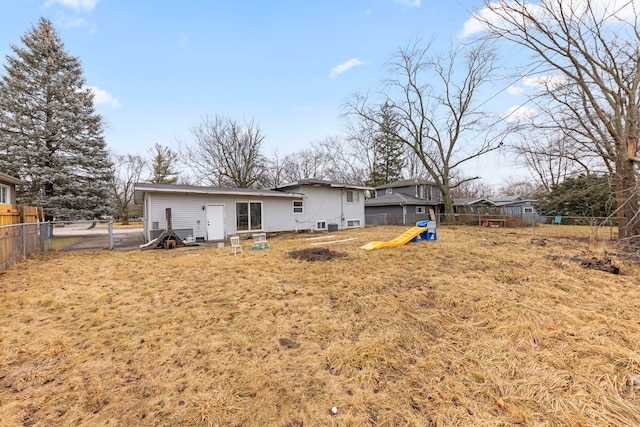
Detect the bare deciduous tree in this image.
<box><xmin>110</xmin><ymin>152</ymin><xmax>146</xmax><ymax>223</ymax></box>
<box><xmin>450</xmin><ymin>179</ymin><xmax>495</xmax><ymax>199</ymax></box>
<box><xmin>498</xmin><ymin>177</ymin><xmax>543</xmax><ymax>199</ymax></box>
<box><xmin>278</xmin><ymin>146</ymin><xmax>329</xmax><ymax>184</ymax></box>
<box><xmin>344</xmin><ymin>39</ymin><xmax>506</xmax><ymax>217</ymax></box>
<box><xmin>181</xmin><ymin>115</ymin><xmax>267</xmax><ymax>188</ymax></box>
<box><xmin>512</xmin><ymin>130</ymin><xmax>587</xmax><ymax>193</ymax></box>
<box><xmin>472</xmin><ymin>0</ymin><xmax>640</xmax><ymax>237</ymax></box>
<box><xmin>317</xmin><ymin>136</ymin><xmax>370</xmax><ymax>184</ymax></box>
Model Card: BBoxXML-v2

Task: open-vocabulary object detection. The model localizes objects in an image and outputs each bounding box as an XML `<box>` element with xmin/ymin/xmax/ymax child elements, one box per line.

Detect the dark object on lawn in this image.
<box><xmin>289</xmin><ymin>247</ymin><xmax>347</xmax><ymax>261</ymax></box>
<box><xmin>546</xmin><ymin>255</ymin><xmax>620</xmax><ymax>274</ymax></box>
<box><xmin>278</xmin><ymin>338</ymin><xmax>300</xmax><ymax>349</ymax></box>
<box><xmin>530</xmin><ymin>238</ymin><xmax>547</xmax><ymax>246</ymax></box>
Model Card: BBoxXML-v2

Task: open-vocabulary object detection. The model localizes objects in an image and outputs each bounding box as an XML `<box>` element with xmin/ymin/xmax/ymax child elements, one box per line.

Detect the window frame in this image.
<box><xmin>0</xmin><ymin>184</ymin><xmax>9</xmax><ymax>204</ymax></box>
<box><xmin>346</xmin><ymin>219</ymin><xmax>361</xmax><ymax>228</ymax></box>
<box><xmin>293</xmin><ymin>200</ymin><xmax>304</xmax><ymax>214</ymax></box>
<box><xmin>346</xmin><ymin>190</ymin><xmax>360</xmax><ymax>203</ymax></box>
<box><xmin>316</xmin><ymin>220</ymin><xmax>327</xmax><ymax>231</ymax></box>
<box><xmin>416</xmin><ymin>206</ymin><xmax>425</xmax><ymax>214</ymax></box>
<box><xmin>235</xmin><ymin>201</ymin><xmax>263</xmax><ymax>232</ymax></box>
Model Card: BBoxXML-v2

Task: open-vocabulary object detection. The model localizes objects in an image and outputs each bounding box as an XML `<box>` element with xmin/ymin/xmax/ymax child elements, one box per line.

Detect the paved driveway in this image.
<box><xmin>53</xmin><ymin>225</ymin><xmax>145</xmax><ymax>252</ymax></box>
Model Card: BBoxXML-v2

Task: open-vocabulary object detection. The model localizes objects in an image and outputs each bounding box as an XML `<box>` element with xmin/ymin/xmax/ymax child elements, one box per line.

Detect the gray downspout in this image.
<box><xmin>341</xmin><ymin>188</ymin><xmax>345</xmax><ymax>229</ymax></box>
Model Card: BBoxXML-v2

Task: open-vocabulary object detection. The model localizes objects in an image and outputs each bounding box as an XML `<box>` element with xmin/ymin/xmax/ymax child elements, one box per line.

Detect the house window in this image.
<box><xmin>293</xmin><ymin>200</ymin><xmax>303</xmax><ymax>214</ymax></box>
<box><xmin>346</xmin><ymin>190</ymin><xmax>360</xmax><ymax>203</ymax></box>
<box><xmin>346</xmin><ymin>219</ymin><xmax>361</xmax><ymax>228</ymax></box>
<box><xmin>316</xmin><ymin>221</ymin><xmax>327</xmax><ymax>230</ymax></box>
<box><xmin>524</xmin><ymin>207</ymin><xmax>533</xmax><ymax>213</ymax></box>
<box><xmin>386</xmin><ymin>188</ymin><xmax>393</xmax><ymax>195</ymax></box>
<box><xmin>0</xmin><ymin>185</ymin><xmax>8</xmax><ymax>204</ymax></box>
<box><xmin>236</xmin><ymin>201</ymin><xmax>262</xmax><ymax>231</ymax></box>
<box><xmin>416</xmin><ymin>206</ymin><xmax>425</xmax><ymax>214</ymax></box>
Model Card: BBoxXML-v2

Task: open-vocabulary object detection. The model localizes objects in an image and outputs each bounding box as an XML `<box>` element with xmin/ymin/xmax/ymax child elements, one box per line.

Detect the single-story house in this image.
<box><xmin>453</xmin><ymin>196</ymin><xmax>540</xmax><ymax>226</ymax></box>
<box><xmin>133</xmin><ymin>179</ymin><xmax>371</xmax><ymax>242</ymax></box>
<box><xmin>0</xmin><ymin>172</ymin><xmax>24</xmax><ymax>205</ymax></box>
<box><xmin>490</xmin><ymin>196</ymin><xmax>540</xmax><ymax>222</ymax></box>
<box><xmin>452</xmin><ymin>197</ymin><xmax>497</xmax><ymax>215</ymax></box>
<box><xmin>365</xmin><ymin>179</ymin><xmax>443</xmax><ymax>225</ymax></box>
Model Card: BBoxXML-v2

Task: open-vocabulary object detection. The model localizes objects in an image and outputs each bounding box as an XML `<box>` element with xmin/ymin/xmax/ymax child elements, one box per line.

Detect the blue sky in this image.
<box><xmin>0</xmin><ymin>0</ymin><xmax>533</xmax><ymax>186</ymax></box>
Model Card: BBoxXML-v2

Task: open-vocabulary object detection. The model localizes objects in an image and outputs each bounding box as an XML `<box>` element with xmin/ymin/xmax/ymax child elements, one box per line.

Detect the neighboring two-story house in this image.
<box><xmin>365</xmin><ymin>179</ymin><xmax>443</xmax><ymax>225</ymax></box>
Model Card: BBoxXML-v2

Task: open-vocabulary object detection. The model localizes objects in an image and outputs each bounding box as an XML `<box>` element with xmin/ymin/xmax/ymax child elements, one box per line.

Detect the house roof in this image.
<box><xmin>374</xmin><ymin>179</ymin><xmax>437</xmax><ymax>190</ymax></box>
<box><xmin>490</xmin><ymin>195</ymin><xmax>538</xmax><ymax>206</ymax></box>
<box><xmin>0</xmin><ymin>172</ymin><xmax>25</xmax><ymax>185</ymax></box>
<box><xmin>365</xmin><ymin>193</ymin><xmax>439</xmax><ymax>207</ymax></box>
<box><xmin>133</xmin><ymin>183</ymin><xmax>304</xmax><ymax>204</ymax></box>
<box><xmin>272</xmin><ymin>178</ymin><xmax>372</xmax><ymax>191</ymax></box>
<box><xmin>452</xmin><ymin>197</ymin><xmax>497</xmax><ymax>206</ymax></box>
<box><xmin>491</xmin><ymin>195</ymin><xmax>521</xmax><ymax>203</ymax></box>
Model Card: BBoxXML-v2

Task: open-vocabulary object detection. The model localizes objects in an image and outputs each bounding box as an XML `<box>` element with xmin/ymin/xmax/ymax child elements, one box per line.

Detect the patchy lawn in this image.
<box><xmin>1</xmin><ymin>225</ymin><xmax>639</xmax><ymax>426</ymax></box>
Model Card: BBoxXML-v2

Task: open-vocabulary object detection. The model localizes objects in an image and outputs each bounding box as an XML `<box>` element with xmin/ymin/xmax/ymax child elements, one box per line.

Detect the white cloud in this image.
<box><xmin>45</xmin><ymin>0</ymin><xmax>99</xmax><ymax>12</ymax></box>
<box><xmin>85</xmin><ymin>86</ymin><xmax>120</xmax><ymax>108</ymax></box>
<box><xmin>329</xmin><ymin>58</ymin><xmax>365</xmax><ymax>79</ymax></box>
<box><xmin>461</xmin><ymin>0</ymin><xmax>639</xmax><ymax>38</ymax></box>
<box><xmin>507</xmin><ymin>85</ymin><xmax>524</xmax><ymax>95</ymax></box>
<box><xmin>522</xmin><ymin>74</ymin><xmax>566</xmax><ymax>90</ymax></box>
<box><xmin>503</xmin><ymin>104</ymin><xmax>538</xmax><ymax>122</ymax></box>
<box><xmin>461</xmin><ymin>5</ymin><xmax>502</xmax><ymax>38</ymax></box>
<box><xmin>394</xmin><ymin>0</ymin><xmax>421</xmax><ymax>7</ymax></box>
<box><xmin>56</xmin><ymin>16</ymin><xmax>88</xmax><ymax>28</ymax></box>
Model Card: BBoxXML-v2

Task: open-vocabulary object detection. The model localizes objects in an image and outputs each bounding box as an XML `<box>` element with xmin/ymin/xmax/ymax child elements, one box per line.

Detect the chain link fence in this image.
<box><xmin>0</xmin><ymin>222</ymin><xmax>52</xmax><ymax>270</ymax></box>
<box><xmin>366</xmin><ymin>213</ymin><xmax>620</xmax><ymax>242</ymax></box>
<box><xmin>50</xmin><ymin>220</ymin><xmax>147</xmax><ymax>252</ymax></box>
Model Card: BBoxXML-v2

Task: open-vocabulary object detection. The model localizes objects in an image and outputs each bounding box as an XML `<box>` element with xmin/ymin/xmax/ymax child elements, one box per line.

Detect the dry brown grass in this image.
<box><xmin>1</xmin><ymin>225</ymin><xmax>639</xmax><ymax>426</ymax></box>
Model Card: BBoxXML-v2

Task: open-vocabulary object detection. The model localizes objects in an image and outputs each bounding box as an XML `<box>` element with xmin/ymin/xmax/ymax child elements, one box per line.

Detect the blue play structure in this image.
<box><xmin>413</xmin><ymin>220</ymin><xmax>437</xmax><ymax>242</ymax></box>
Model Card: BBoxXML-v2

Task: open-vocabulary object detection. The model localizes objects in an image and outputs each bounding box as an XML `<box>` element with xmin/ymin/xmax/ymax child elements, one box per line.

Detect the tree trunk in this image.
<box><xmin>441</xmin><ymin>188</ymin><xmax>454</xmax><ymax>222</ymax></box>
<box><xmin>616</xmin><ymin>140</ymin><xmax>640</xmax><ymax>239</ymax></box>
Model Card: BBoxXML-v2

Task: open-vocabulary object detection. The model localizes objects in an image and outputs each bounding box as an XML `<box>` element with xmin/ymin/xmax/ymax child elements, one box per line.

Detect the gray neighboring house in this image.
<box><xmin>453</xmin><ymin>196</ymin><xmax>539</xmax><ymax>219</ymax></box>
<box><xmin>0</xmin><ymin>172</ymin><xmax>24</xmax><ymax>205</ymax></box>
<box><xmin>134</xmin><ymin>179</ymin><xmax>370</xmax><ymax>242</ymax></box>
<box><xmin>491</xmin><ymin>196</ymin><xmax>540</xmax><ymax>222</ymax></box>
<box><xmin>452</xmin><ymin>196</ymin><xmax>540</xmax><ymax>226</ymax></box>
<box><xmin>365</xmin><ymin>179</ymin><xmax>443</xmax><ymax>225</ymax></box>
<box><xmin>452</xmin><ymin>197</ymin><xmax>496</xmax><ymax>214</ymax></box>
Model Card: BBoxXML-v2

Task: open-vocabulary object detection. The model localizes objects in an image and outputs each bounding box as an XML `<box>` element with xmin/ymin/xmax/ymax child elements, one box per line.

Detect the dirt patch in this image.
<box><xmin>546</xmin><ymin>254</ymin><xmax>620</xmax><ymax>274</ymax></box>
<box><xmin>288</xmin><ymin>247</ymin><xmax>347</xmax><ymax>261</ymax></box>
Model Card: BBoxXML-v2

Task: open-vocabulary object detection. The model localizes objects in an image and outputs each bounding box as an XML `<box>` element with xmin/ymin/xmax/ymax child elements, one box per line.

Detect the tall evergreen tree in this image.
<box><xmin>0</xmin><ymin>18</ymin><xmax>113</xmax><ymax>220</ymax></box>
<box><xmin>538</xmin><ymin>174</ymin><xmax>615</xmax><ymax>218</ymax></box>
<box><xmin>367</xmin><ymin>103</ymin><xmax>405</xmax><ymax>187</ymax></box>
<box><xmin>148</xmin><ymin>143</ymin><xmax>179</xmax><ymax>184</ymax></box>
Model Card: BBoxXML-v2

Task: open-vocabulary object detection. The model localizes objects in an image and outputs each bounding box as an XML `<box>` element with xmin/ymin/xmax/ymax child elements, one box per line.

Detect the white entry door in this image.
<box><xmin>205</xmin><ymin>204</ymin><xmax>225</xmax><ymax>241</ymax></box>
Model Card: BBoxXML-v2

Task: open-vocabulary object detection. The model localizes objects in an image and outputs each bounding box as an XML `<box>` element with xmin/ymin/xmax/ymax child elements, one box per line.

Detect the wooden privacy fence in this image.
<box><xmin>0</xmin><ymin>204</ymin><xmax>43</xmax><ymax>225</ymax></box>
<box><xmin>0</xmin><ymin>204</ymin><xmax>48</xmax><ymax>270</ymax></box>
<box><xmin>0</xmin><ymin>222</ymin><xmax>51</xmax><ymax>270</ymax></box>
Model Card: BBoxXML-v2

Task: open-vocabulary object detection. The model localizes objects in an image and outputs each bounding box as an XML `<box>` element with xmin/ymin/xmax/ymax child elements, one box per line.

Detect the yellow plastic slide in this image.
<box><xmin>360</xmin><ymin>226</ymin><xmax>427</xmax><ymax>250</ymax></box>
